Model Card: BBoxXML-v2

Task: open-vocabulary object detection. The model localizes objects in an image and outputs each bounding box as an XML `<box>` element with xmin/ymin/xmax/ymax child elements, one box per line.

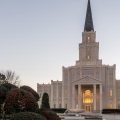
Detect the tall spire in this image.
<box><xmin>84</xmin><ymin>0</ymin><xmax>94</xmax><ymax>32</ymax></box>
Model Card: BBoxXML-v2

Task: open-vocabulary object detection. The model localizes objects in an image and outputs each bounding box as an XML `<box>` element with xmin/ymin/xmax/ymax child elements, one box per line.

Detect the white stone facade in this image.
<box><xmin>37</xmin><ymin>81</ymin><xmax>62</xmax><ymax>108</ymax></box>
<box><xmin>37</xmin><ymin>30</ymin><xmax>120</xmax><ymax>111</ymax></box>
<box><xmin>37</xmin><ymin>0</ymin><xmax>120</xmax><ymax>112</ymax></box>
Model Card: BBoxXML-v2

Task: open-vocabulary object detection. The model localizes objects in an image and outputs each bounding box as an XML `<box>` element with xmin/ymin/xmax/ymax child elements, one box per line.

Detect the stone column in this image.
<box><xmin>72</xmin><ymin>85</ymin><xmax>75</xmax><ymax>109</ymax></box>
<box><xmin>100</xmin><ymin>84</ymin><xmax>102</xmax><ymax>112</ymax></box>
<box><xmin>93</xmin><ymin>84</ymin><xmax>96</xmax><ymax>111</ymax></box>
<box><xmin>78</xmin><ymin>84</ymin><xmax>82</xmax><ymax>109</ymax></box>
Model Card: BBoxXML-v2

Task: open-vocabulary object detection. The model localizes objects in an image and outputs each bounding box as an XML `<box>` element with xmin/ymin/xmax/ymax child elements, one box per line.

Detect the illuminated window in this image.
<box><xmin>83</xmin><ymin>90</ymin><xmax>93</xmax><ymax>104</ymax></box>
<box><xmin>109</xmin><ymin>90</ymin><xmax>113</xmax><ymax>97</ymax></box>
<box><xmin>87</xmin><ymin>55</ymin><xmax>90</xmax><ymax>60</ymax></box>
<box><xmin>87</xmin><ymin>37</ymin><xmax>90</xmax><ymax>43</ymax></box>
<box><xmin>108</xmin><ymin>103</ymin><xmax>113</xmax><ymax>109</ymax></box>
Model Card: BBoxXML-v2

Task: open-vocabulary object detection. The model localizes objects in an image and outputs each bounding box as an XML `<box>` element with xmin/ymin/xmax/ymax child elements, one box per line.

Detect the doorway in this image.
<box><xmin>83</xmin><ymin>90</ymin><xmax>93</xmax><ymax>112</ymax></box>
<box><xmin>85</xmin><ymin>105</ymin><xmax>91</xmax><ymax>112</ymax></box>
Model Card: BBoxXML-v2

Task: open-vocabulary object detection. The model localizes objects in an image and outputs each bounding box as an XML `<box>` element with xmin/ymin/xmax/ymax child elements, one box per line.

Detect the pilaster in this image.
<box><xmin>93</xmin><ymin>84</ymin><xmax>96</xmax><ymax>111</ymax></box>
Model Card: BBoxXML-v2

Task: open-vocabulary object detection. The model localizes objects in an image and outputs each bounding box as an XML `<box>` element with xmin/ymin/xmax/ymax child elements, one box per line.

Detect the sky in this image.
<box><xmin>0</xmin><ymin>0</ymin><xmax>120</xmax><ymax>91</ymax></box>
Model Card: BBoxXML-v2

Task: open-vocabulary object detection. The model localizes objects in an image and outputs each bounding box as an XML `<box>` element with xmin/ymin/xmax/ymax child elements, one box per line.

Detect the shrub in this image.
<box><xmin>52</xmin><ymin>108</ymin><xmax>66</xmax><ymax>113</ymax></box>
<box><xmin>0</xmin><ymin>85</ymin><xmax>7</xmax><ymax>104</ymax></box>
<box><xmin>39</xmin><ymin>93</ymin><xmax>61</xmax><ymax>120</ymax></box>
<box><xmin>38</xmin><ymin>108</ymin><xmax>61</xmax><ymax>120</ymax></box>
<box><xmin>4</xmin><ymin>88</ymin><xmax>38</xmax><ymax>114</ymax></box>
<box><xmin>102</xmin><ymin>109</ymin><xmax>120</xmax><ymax>114</ymax></box>
<box><xmin>10</xmin><ymin>112</ymin><xmax>46</xmax><ymax>120</ymax></box>
<box><xmin>20</xmin><ymin>85</ymin><xmax>39</xmax><ymax>102</ymax></box>
<box><xmin>41</xmin><ymin>93</ymin><xmax>50</xmax><ymax>109</ymax></box>
<box><xmin>2</xmin><ymin>83</ymin><xmax>17</xmax><ymax>92</ymax></box>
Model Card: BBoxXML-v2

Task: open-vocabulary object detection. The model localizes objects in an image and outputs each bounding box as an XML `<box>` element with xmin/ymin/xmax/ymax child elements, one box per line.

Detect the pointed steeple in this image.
<box><xmin>84</xmin><ymin>0</ymin><xmax>94</xmax><ymax>32</ymax></box>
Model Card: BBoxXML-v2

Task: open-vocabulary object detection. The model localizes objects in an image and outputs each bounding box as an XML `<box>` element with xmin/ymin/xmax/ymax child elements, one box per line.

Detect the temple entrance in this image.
<box><xmin>74</xmin><ymin>84</ymin><xmax>102</xmax><ymax>112</ymax></box>
<box><xmin>83</xmin><ymin>90</ymin><xmax>93</xmax><ymax>112</ymax></box>
<box><xmin>85</xmin><ymin>105</ymin><xmax>91</xmax><ymax>112</ymax></box>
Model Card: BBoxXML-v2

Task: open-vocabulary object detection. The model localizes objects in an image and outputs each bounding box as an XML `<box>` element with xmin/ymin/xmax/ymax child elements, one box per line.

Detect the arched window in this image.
<box><xmin>83</xmin><ymin>90</ymin><xmax>93</xmax><ymax>104</ymax></box>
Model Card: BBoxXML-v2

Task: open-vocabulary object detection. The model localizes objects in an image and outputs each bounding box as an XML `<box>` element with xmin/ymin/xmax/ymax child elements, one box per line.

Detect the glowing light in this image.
<box><xmin>83</xmin><ymin>90</ymin><xmax>93</xmax><ymax>104</ymax></box>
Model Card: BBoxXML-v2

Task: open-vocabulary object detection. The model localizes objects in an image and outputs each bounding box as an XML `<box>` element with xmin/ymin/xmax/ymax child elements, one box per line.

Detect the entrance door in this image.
<box><xmin>85</xmin><ymin>105</ymin><xmax>91</xmax><ymax>112</ymax></box>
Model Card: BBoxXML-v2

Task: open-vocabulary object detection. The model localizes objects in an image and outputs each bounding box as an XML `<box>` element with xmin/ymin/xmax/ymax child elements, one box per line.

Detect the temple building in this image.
<box><xmin>37</xmin><ymin>0</ymin><xmax>120</xmax><ymax>112</ymax></box>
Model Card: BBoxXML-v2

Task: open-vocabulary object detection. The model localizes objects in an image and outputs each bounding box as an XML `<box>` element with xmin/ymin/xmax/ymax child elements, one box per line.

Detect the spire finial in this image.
<box><xmin>84</xmin><ymin>0</ymin><xmax>94</xmax><ymax>32</ymax></box>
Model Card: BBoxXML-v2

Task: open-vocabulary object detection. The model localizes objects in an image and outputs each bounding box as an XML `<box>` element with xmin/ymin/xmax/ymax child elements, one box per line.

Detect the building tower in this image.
<box><xmin>78</xmin><ymin>0</ymin><xmax>100</xmax><ymax>65</ymax></box>
<box><xmin>62</xmin><ymin>0</ymin><xmax>116</xmax><ymax>112</ymax></box>
<box><xmin>38</xmin><ymin>0</ymin><xmax>119</xmax><ymax>112</ymax></box>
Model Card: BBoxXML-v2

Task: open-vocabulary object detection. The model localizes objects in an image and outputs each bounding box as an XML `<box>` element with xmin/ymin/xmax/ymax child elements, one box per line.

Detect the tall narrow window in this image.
<box><xmin>83</xmin><ymin>90</ymin><xmax>93</xmax><ymax>104</ymax></box>
<box><xmin>87</xmin><ymin>36</ymin><xmax>90</xmax><ymax>42</ymax></box>
<box><xmin>54</xmin><ymin>104</ymin><xmax>56</xmax><ymax>108</ymax></box>
<box><xmin>109</xmin><ymin>103</ymin><xmax>113</xmax><ymax>109</ymax></box>
<box><xmin>109</xmin><ymin>90</ymin><xmax>113</xmax><ymax>97</ymax></box>
<box><xmin>65</xmin><ymin>104</ymin><xmax>67</xmax><ymax>108</ymax></box>
<box><xmin>59</xmin><ymin>104</ymin><xmax>61</xmax><ymax>108</ymax></box>
<box><xmin>87</xmin><ymin>55</ymin><xmax>90</xmax><ymax>60</ymax></box>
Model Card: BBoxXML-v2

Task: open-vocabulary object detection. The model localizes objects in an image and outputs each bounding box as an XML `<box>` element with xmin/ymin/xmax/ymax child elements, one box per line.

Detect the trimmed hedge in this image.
<box><xmin>4</xmin><ymin>88</ymin><xmax>38</xmax><ymax>114</ymax></box>
<box><xmin>20</xmin><ymin>86</ymin><xmax>39</xmax><ymax>102</ymax></box>
<box><xmin>39</xmin><ymin>108</ymin><xmax>61</xmax><ymax>120</ymax></box>
<box><xmin>10</xmin><ymin>112</ymin><xmax>46</xmax><ymax>120</ymax></box>
<box><xmin>52</xmin><ymin>108</ymin><xmax>66</xmax><ymax>113</ymax></box>
<box><xmin>41</xmin><ymin>93</ymin><xmax>50</xmax><ymax>109</ymax></box>
<box><xmin>102</xmin><ymin>109</ymin><xmax>120</xmax><ymax>114</ymax></box>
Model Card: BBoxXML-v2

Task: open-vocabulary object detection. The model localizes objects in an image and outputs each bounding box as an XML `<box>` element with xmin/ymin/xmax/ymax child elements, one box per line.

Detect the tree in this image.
<box><xmin>0</xmin><ymin>73</ymin><xmax>6</xmax><ymax>85</ymax></box>
<box><xmin>2</xmin><ymin>83</ymin><xmax>17</xmax><ymax>92</ymax></box>
<box><xmin>0</xmin><ymin>85</ymin><xmax>7</xmax><ymax>118</ymax></box>
<box><xmin>0</xmin><ymin>85</ymin><xmax>7</xmax><ymax>104</ymax></box>
<box><xmin>2</xmin><ymin>70</ymin><xmax>20</xmax><ymax>86</ymax></box>
<box><xmin>41</xmin><ymin>93</ymin><xmax>50</xmax><ymax>109</ymax></box>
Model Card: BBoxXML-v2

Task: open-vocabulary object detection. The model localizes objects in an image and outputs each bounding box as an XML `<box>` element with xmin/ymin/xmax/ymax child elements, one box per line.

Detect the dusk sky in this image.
<box><xmin>0</xmin><ymin>0</ymin><xmax>120</xmax><ymax>91</ymax></box>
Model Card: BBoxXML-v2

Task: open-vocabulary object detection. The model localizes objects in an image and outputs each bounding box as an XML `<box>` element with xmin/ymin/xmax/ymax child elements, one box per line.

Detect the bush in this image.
<box><xmin>102</xmin><ymin>109</ymin><xmax>120</xmax><ymax>114</ymax></box>
<box><xmin>0</xmin><ymin>83</ymin><xmax>17</xmax><ymax>104</ymax></box>
<box><xmin>4</xmin><ymin>88</ymin><xmax>38</xmax><ymax>114</ymax></box>
<box><xmin>0</xmin><ymin>85</ymin><xmax>7</xmax><ymax>104</ymax></box>
<box><xmin>41</xmin><ymin>93</ymin><xmax>50</xmax><ymax>109</ymax></box>
<box><xmin>2</xmin><ymin>83</ymin><xmax>17</xmax><ymax>91</ymax></box>
<box><xmin>20</xmin><ymin>86</ymin><xmax>39</xmax><ymax>102</ymax></box>
<box><xmin>52</xmin><ymin>108</ymin><xmax>66</xmax><ymax>113</ymax></box>
<box><xmin>38</xmin><ymin>108</ymin><xmax>61</xmax><ymax>120</ymax></box>
<box><xmin>10</xmin><ymin>112</ymin><xmax>46</xmax><ymax>120</ymax></box>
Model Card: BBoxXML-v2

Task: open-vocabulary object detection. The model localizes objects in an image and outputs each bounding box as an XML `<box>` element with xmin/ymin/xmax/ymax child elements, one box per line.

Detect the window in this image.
<box><xmin>109</xmin><ymin>90</ymin><xmax>113</xmax><ymax>97</ymax></box>
<box><xmin>87</xmin><ymin>55</ymin><xmax>90</xmax><ymax>60</ymax></box>
<box><xmin>54</xmin><ymin>104</ymin><xmax>56</xmax><ymax>108</ymax></box>
<box><xmin>65</xmin><ymin>104</ymin><xmax>67</xmax><ymax>108</ymax></box>
<box><xmin>108</xmin><ymin>103</ymin><xmax>113</xmax><ymax>109</ymax></box>
<box><xmin>83</xmin><ymin>90</ymin><xmax>93</xmax><ymax>104</ymax></box>
<box><xmin>87</xmin><ymin>37</ymin><xmax>90</xmax><ymax>43</ymax></box>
